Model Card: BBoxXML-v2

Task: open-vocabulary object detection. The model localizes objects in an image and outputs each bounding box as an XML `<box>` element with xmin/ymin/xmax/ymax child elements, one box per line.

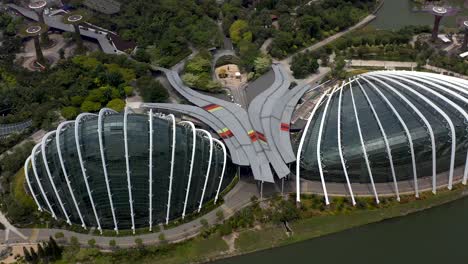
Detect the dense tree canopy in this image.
<box><xmin>84</xmin><ymin>0</ymin><xmax>223</xmax><ymax>67</ymax></box>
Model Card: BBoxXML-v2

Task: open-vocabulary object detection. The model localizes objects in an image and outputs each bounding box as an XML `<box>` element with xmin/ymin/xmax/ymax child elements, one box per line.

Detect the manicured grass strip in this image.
<box><xmin>12</xmin><ymin>169</ymin><xmax>35</xmax><ymax>209</ymax></box>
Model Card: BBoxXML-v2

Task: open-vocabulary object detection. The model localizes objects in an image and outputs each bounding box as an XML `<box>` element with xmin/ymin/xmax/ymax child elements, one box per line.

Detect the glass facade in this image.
<box><xmin>25</xmin><ymin>112</ymin><xmax>236</xmax><ymax>231</ymax></box>
<box><xmin>299</xmin><ymin>72</ymin><xmax>468</xmax><ymax>185</ymax></box>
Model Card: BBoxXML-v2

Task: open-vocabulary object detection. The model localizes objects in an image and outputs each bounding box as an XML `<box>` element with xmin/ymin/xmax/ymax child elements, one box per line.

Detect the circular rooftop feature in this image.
<box><xmin>298</xmin><ymin>71</ymin><xmax>468</xmax><ymax>201</ymax></box>
<box><xmin>67</xmin><ymin>14</ymin><xmax>83</xmax><ymax>23</ymax></box>
<box><xmin>26</xmin><ymin>25</ymin><xmax>42</xmax><ymax>34</ymax></box>
<box><xmin>28</xmin><ymin>0</ymin><xmax>47</xmax><ymax>9</ymax></box>
<box><xmin>24</xmin><ymin>109</ymin><xmax>235</xmax><ymax>232</ymax></box>
<box><xmin>432</xmin><ymin>6</ymin><xmax>448</xmax><ymax>15</ymax></box>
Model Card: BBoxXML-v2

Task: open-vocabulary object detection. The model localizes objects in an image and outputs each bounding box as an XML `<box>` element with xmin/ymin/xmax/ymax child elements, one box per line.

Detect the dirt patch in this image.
<box><xmin>215</xmin><ymin>64</ymin><xmax>247</xmax><ymax>88</ymax></box>
<box><xmin>222</xmin><ymin>232</ymin><xmax>239</xmax><ymax>253</ymax></box>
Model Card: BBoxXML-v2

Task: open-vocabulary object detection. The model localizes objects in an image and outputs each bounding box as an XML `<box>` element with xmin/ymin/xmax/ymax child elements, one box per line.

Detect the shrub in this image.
<box><xmin>109</xmin><ymin>239</ymin><xmax>116</xmax><ymax>248</ymax></box>
<box><xmin>106</xmin><ymin>98</ymin><xmax>125</xmax><ymax>112</ymax></box>
<box><xmin>61</xmin><ymin>106</ymin><xmax>79</xmax><ymax>120</ymax></box>
<box><xmin>87</xmin><ymin>239</ymin><xmax>96</xmax><ymax>247</ymax></box>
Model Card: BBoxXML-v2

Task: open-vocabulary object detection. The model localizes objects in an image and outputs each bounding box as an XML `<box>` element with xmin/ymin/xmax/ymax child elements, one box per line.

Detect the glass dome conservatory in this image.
<box><xmin>297</xmin><ymin>71</ymin><xmax>467</xmax><ymax>204</ymax></box>
<box><xmin>24</xmin><ymin>108</ymin><xmax>235</xmax><ymax>233</ymax></box>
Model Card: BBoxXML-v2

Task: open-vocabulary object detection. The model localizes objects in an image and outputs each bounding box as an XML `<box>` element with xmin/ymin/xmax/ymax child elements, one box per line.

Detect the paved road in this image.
<box><xmin>349</xmin><ymin>59</ymin><xmax>468</xmax><ymax>80</ymax></box>
<box><xmin>0</xmin><ymin>180</ymin><xmax>259</xmax><ymax>248</ymax></box>
<box><xmin>349</xmin><ymin>59</ymin><xmax>417</xmax><ymax>69</ymax></box>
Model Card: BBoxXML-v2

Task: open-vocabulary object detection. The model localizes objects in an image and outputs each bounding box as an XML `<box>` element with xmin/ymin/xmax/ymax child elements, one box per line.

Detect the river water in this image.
<box><xmin>370</xmin><ymin>0</ymin><xmax>468</xmax><ymax>29</ymax></box>
<box><xmin>213</xmin><ymin>196</ymin><xmax>468</xmax><ymax>264</ymax></box>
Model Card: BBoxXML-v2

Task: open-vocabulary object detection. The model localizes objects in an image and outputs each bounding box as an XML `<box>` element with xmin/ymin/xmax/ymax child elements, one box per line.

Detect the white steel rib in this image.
<box><xmin>56</xmin><ymin>121</ymin><xmax>86</xmax><ymax>228</ymax></box>
<box><xmin>295</xmin><ymin>90</ymin><xmax>329</xmax><ymax>202</ymax></box>
<box><xmin>349</xmin><ymin>82</ymin><xmax>380</xmax><ymax>204</ymax></box>
<box><xmin>123</xmin><ymin>107</ymin><xmax>136</xmax><ymax>234</ymax></box>
<box><xmin>372</xmin><ymin>74</ymin><xmax>456</xmax><ymax>190</ymax></box>
<box><xmin>179</xmin><ymin>121</ymin><xmax>197</xmax><ymax>219</ymax></box>
<box><xmin>31</xmin><ymin>143</ymin><xmax>57</xmax><ymax>218</ymax></box>
<box><xmin>316</xmin><ymin>86</ymin><xmax>338</xmax><ymax>205</ymax></box>
<box><xmin>75</xmin><ymin>113</ymin><xmax>102</xmax><ymax>232</ymax></box>
<box><xmin>337</xmin><ymin>85</ymin><xmax>356</xmax><ymax>205</ymax></box>
<box><xmin>24</xmin><ymin>156</ymin><xmax>43</xmax><ymax>211</ymax></box>
<box><xmin>380</xmin><ymin>72</ymin><xmax>468</xmax><ymax>185</ymax></box>
<box><xmin>363</xmin><ymin>76</ymin><xmax>433</xmax><ymax>195</ymax></box>
<box><xmin>196</xmin><ymin>129</ymin><xmax>214</xmax><ymax>213</ymax></box>
<box><xmin>356</xmin><ymin>79</ymin><xmax>400</xmax><ymax>201</ymax></box>
<box><xmin>166</xmin><ymin>114</ymin><xmax>176</xmax><ymax>224</ymax></box>
<box><xmin>213</xmin><ymin>138</ymin><xmax>227</xmax><ymax>204</ymax></box>
<box><xmin>409</xmin><ymin>72</ymin><xmax>468</xmax><ymax>96</ymax></box>
<box><xmin>41</xmin><ymin>131</ymin><xmax>71</xmax><ymax>224</ymax></box>
<box><xmin>403</xmin><ymin>72</ymin><xmax>468</xmax><ymax>98</ymax></box>
<box><xmin>148</xmin><ymin>110</ymin><xmax>154</xmax><ymax>231</ymax></box>
<box><xmin>97</xmin><ymin>108</ymin><xmax>119</xmax><ymax>233</ymax></box>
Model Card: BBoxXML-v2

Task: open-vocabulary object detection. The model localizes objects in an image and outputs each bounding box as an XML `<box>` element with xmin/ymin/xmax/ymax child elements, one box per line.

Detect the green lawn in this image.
<box><xmin>235</xmin><ymin>225</ymin><xmax>288</xmax><ymax>253</ymax></box>
<box><xmin>236</xmin><ymin>185</ymin><xmax>468</xmax><ymax>254</ymax></box>
<box><xmin>12</xmin><ymin>169</ymin><xmax>35</xmax><ymax>210</ymax></box>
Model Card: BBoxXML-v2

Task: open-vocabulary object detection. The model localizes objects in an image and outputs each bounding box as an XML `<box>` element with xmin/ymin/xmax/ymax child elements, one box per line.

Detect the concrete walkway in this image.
<box><xmin>349</xmin><ymin>59</ymin><xmax>468</xmax><ymax>80</ymax></box>
<box><xmin>349</xmin><ymin>59</ymin><xmax>417</xmax><ymax>69</ymax></box>
<box><xmin>0</xmin><ymin>180</ymin><xmax>258</xmax><ymax>248</ymax></box>
<box><xmin>280</xmin><ymin>14</ymin><xmax>376</xmax><ymax>65</ymax></box>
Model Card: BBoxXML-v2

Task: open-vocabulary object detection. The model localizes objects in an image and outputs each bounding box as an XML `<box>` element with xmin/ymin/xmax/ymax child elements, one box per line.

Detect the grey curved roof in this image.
<box><xmin>142</xmin><ymin>103</ymin><xmax>249</xmax><ymax>166</ymax></box>
<box><xmin>154</xmin><ymin>66</ymin><xmax>275</xmax><ymax>183</ymax></box>
<box><xmin>247</xmin><ymin>64</ymin><xmax>291</xmax><ymax>178</ymax></box>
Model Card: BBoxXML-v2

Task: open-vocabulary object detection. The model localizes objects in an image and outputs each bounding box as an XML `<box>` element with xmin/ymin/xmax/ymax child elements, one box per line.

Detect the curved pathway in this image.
<box><xmin>0</xmin><ymin>181</ymin><xmax>258</xmax><ymax>248</ymax></box>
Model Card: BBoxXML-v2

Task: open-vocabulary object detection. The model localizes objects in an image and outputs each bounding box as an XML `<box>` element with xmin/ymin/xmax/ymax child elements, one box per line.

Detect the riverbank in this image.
<box><xmin>210</xmin><ymin>184</ymin><xmax>468</xmax><ymax>263</ymax></box>
<box><xmin>63</xmin><ymin>183</ymin><xmax>468</xmax><ymax>263</ymax></box>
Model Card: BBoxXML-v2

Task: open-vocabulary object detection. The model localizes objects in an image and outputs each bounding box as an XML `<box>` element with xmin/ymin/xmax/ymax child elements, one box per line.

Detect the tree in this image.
<box><xmin>200</xmin><ymin>218</ymin><xmax>209</xmax><ymax>229</ymax></box>
<box><xmin>124</xmin><ymin>86</ymin><xmax>133</xmax><ymax>97</ymax></box>
<box><xmin>134</xmin><ymin>238</ymin><xmax>144</xmax><ymax>248</ymax></box>
<box><xmin>70</xmin><ymin>236</ymin><xmax>79</xmax><ymax>249</ymax></box>
<box><xmin>106</xmin><ymin>99</ymin><xmax>125</xmax><ymax>112</ymax></box>
<box><xmin>332</xmin><ymin>56</ymin><xmax>347</xmax><ymax>79</ymax></box>
<box><xmin>182</xmin><ymin>73</ymin><xmax>200</xmax><ymax>88</ymax></box>
<box><xmin>30</xmin><ymin>247</ymin><xmax>39</xmax><ymax>264</ymax></box>
<box><xmin>229</xmin><ymin>20</ymin><xmax>250</xmax><ymax>44</ymax></box>
<box><xmin>185</xmin><ymin>54</ymin><xmax>211</xmax><ymax>75</ymax></box>
<box><xmin>61</xmin><ymin>106</ymin><xmax>80</xmax><ymax>120</ymax></box>
<box><xmin>254</xmin><ymin>55</ymin><xmax>272</xmax><ymax>75</ymax></box>
<box><xmin>137</xmin><ymin>76</ymin><xmax>169</xmax><ymax>102</ymax></box>
<box><xmin>37</xmin><ymin>243</ymin><xmax>45</xmax><ymax>262</ymax></box>
<box><xmin>80</xmin><ymin>101</ymin><xmax>101</xmax><ymax>112</ymax></box>
<box><xmin>48</xmin><ymin>236</ymin><xmax>62</xmax><ymax>260</ymax></box>
<box><xmin>23</xmin><ymin>247</ymin><xmax>32</xmax><ymax>263</ymax></box>
<box><xmin>291</xmin><ymin>53</ymin><xmax>319</xmax><ymax>79</ymax></box>
<box><xmin>158</xmin><ymin>233</ymin><xmax>167</xmax><ymax>244</ymax></box>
